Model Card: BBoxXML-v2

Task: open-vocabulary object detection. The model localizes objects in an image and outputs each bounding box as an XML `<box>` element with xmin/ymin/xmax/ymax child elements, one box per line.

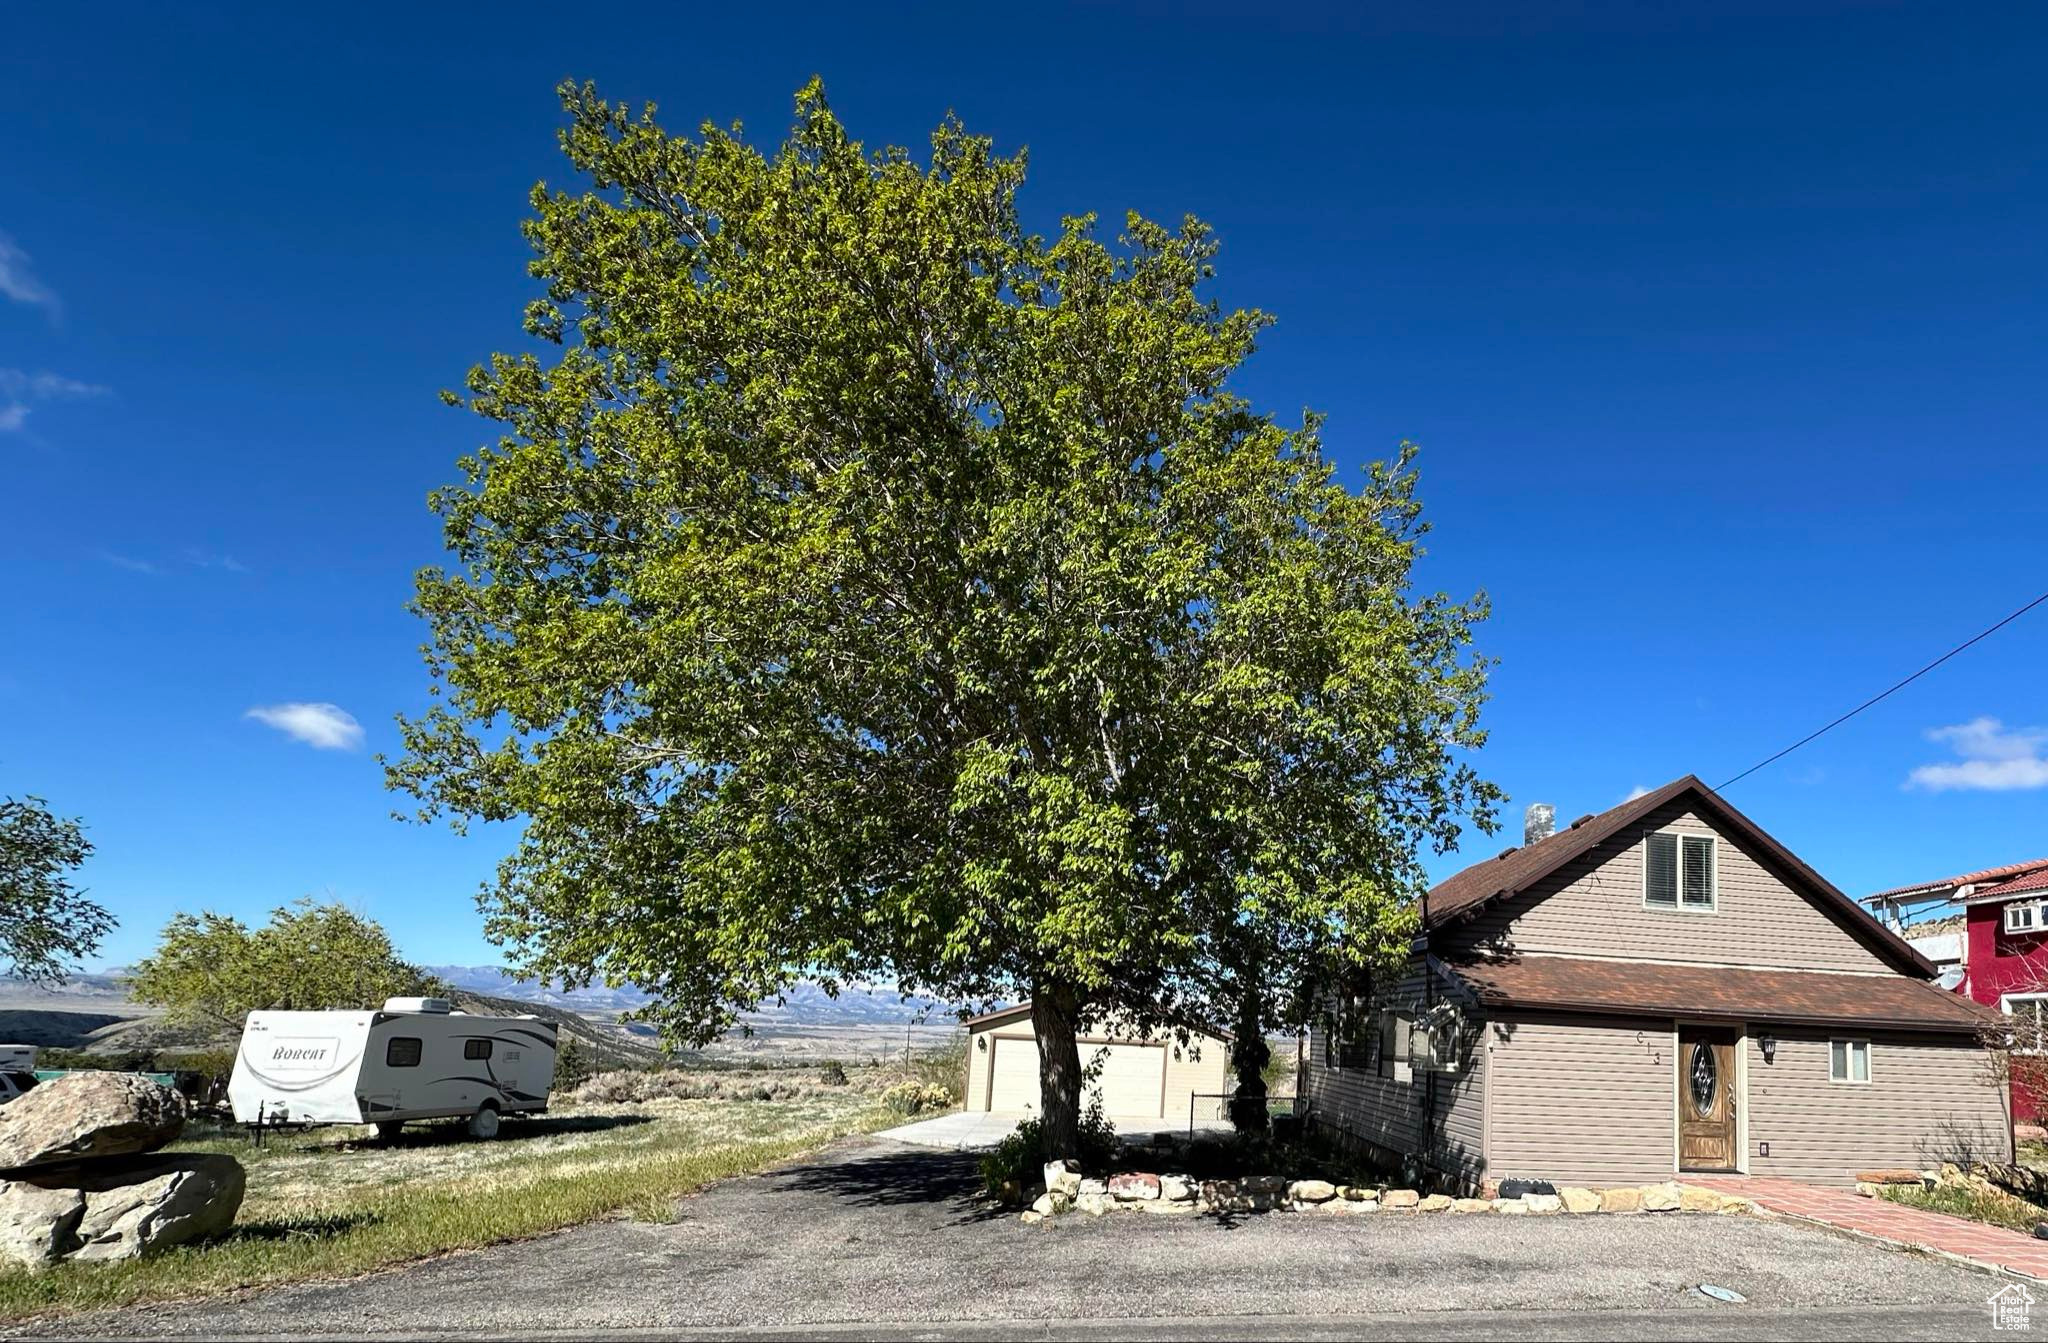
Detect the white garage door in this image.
<box><xmin>986</xmin><ymin>1036</ymin><xmax>1166</xmax><ymax>1117</ymax></box>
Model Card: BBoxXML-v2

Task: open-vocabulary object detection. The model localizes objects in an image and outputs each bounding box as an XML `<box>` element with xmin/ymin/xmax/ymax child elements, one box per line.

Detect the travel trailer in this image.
<box><xmin>229</xmin><ymin>997</ymin><xmax>558</xmax><ymax>1138</ymax></box>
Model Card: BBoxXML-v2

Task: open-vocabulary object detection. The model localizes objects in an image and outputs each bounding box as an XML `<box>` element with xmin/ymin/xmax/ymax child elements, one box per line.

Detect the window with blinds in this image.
<box><xmin>1645</xmin><ymin>831</ymin><xmax>1716</xmax><ymax>910</ymax></box>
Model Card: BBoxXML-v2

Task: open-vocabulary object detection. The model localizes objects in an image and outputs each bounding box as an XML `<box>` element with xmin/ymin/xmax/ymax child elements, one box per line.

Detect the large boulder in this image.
<box><xmin>0</xmin><ymin>1074</ymin><xmax>185</xmax><ymax>1173</ymax></box>
<box><xmin>0</xmin><ymin>1181</ymin><xmax>86</xmax><ymax>1269</ymax></box>
<box><xmin>46</xmin><ymin>1153</ymin><xmax>245</xmax><ymax>1263</ymax></box>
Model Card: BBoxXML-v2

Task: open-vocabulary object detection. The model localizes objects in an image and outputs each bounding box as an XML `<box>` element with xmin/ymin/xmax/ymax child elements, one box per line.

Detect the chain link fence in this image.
<box><xmin>1187</xmin><ymin>1092</ymin><xmax>1299</xmax><ymax>1135</ymax></box>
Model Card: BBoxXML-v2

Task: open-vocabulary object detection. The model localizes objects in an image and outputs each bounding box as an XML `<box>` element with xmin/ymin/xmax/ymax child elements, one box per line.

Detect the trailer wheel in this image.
<box><xmin>466</xmin><ymin>1103</ymin><xmax>501</xmax><ymax>1140</ymax></box>
<box><xmin>374</xmin><ymin>1121</ymin><xmax>404</xmax><ymax>1143</ymax></box>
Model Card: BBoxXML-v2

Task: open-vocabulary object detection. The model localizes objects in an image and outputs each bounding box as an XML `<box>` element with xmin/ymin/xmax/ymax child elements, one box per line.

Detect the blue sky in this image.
<box><xmin>2</xmin><ymin>2</ymin><xmax>2043</xmax><ymax>971</ymax></box>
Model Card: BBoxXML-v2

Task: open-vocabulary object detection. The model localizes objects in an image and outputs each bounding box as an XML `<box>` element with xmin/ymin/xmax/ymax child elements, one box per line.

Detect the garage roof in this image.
<box><xmin>963</xmin><ymin>1001</ymin><xmax>1234</xmax><ymax>1041</ymax></box>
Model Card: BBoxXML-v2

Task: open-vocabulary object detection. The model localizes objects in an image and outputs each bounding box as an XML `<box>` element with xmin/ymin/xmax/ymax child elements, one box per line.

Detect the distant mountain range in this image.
<box><xmin>421</xmin><ymin>966</ymin><xmax>976</xmax><ymax>1029</ymax></box>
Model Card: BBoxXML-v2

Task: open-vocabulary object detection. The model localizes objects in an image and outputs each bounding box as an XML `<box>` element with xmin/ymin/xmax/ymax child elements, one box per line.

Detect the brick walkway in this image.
<box><xmin>1690</xmin><ymin>1175</ymin><xmax>2048</xmax><ymax>1280</ymax></box>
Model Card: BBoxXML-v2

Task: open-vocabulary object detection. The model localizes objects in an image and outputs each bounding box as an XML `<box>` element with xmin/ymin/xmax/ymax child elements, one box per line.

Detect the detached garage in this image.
<box><xmin>962</xmin><ymin>1004</ymin><xmax>1232</xmax><ymax>1121</ymax></box>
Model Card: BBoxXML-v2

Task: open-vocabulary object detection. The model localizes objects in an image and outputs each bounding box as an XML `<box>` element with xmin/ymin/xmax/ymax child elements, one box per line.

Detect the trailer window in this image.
<box><xmin>463</xmin><ymin>1039</ymin><xmax>493</xmax><ymax>1060</ymax></box>
<box><xmin>386</xmin><ymin>1037</ymin><xmax>423</xmax><ymax>1068</ymax></box>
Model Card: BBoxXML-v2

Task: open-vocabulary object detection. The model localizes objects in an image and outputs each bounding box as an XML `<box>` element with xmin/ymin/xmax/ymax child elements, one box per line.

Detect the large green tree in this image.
<box><xmin>0</xmin><ymin>795</ymin><xmax>112</xmax><ymax>985</ymax></box>
<box><xmin>127</xmin><ymin>899</ymin><xmax>445</xmax><ymax>1031</ymax></box>
<box><xmin>390</xmin><ymin>81</ymin><xmax>1498</xmax><ymax>1155</ymax></box>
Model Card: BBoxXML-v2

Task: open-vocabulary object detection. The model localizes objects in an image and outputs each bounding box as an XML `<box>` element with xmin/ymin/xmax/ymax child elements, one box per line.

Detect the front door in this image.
<box><xmin>1677</xmin><ymin>1027</ymin><xmax>1739</xmax><ymax>1172</ymax></box>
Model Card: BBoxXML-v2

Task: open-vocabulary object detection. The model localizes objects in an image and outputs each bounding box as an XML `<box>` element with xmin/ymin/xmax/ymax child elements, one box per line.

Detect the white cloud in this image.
<box><xmin>97</xmin><ymin>551</ymin><xmax>161</xmax><ymax>575</ymax></box>
<box><xmin>0</xmin><ymin>368</ymin><xmax>109</xmax><ymax>434</ymax></box>
<box><xmin>0</xmin><ymin>234</ymin><xmax>57</xmax><ymax>313</ymax></box>
<box><xmin>0</xmin><ymin>370</ymin><xmax>106</xmax><ymax>399</ymax></box>
<box><xmin>1906</xmin><ymin>717</ymin><xmax>2048</xmax><ymax>792</ymax></box>
<box><xmin>183</xmin><ymin>549</ymin><xmax>248</xmax><ymax>573</ymax></box>
<box><xmin>1623</xmin><ymin>784</ymin><xmax>1651</xmax><ymax>802</ymax></box>
<box><xmin>245</xmin><ymin>702</ymin><xmax>366</xmax><ymax>751</ymax></box>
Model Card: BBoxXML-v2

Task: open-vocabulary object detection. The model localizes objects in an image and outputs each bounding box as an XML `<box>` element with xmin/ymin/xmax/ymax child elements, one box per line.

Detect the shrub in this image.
<box><xmin>817</xmin><ymin>1060</ymin><xmax>848</xmax><ymax>1086</ymax></box>
<box><xmin>569</xmin><ymin>1069</ymin><xmax>823</xmax><ymax>1106</ymax></box>
<box><xmin>908</xmin><ymin>1032</ymin><xmax>968</xmax><ymax>1103</ymax></box>
<box><xmin>978</xmin><ymin>1105</ymin><xmax>1120</xmax><ymax>1202</ymax></box>
<box><xmin>880</xmin><ymin>1081</ymin><xmax>953</xmax><ymax>1116</ymax></box>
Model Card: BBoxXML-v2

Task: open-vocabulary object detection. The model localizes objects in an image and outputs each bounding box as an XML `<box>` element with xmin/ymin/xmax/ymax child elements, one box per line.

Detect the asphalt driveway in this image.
<box><xmin>21</xmin><ymin>1135</ymin><xmax>2017</xmax><ymax>1340</ymax></box>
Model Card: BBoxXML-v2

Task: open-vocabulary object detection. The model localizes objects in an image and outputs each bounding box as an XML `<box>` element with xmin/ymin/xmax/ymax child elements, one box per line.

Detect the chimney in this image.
<box><xmin>1524</xmin><ymin>802</ymin><xmax>1555</xmax><ymax>846</ymax></box>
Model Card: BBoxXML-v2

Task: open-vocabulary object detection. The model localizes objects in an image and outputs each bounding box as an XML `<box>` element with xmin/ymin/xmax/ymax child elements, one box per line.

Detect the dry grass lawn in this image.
<box><xmin>0</xmin><ymin>1070</ymin><xmax>905</xmax><ymax>1323</ymax></box>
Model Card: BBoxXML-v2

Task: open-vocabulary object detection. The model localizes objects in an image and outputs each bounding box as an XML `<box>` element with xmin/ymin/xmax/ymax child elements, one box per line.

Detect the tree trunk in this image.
<box><xmin>1032</xmin><ymin>985</ymin><xmax>1085</xmax><ymax>1160</ymax></box>
<box><xmin>1228</xmin><ymin>987</ymin><xmax>1270</xmax><ymax>1134</ymax></box>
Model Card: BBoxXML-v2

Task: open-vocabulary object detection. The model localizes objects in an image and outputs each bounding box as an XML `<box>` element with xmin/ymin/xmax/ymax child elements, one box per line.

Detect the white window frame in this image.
<box><xmin>2005</xmin><ymin>901</ymin><xmax>2046</xmax><ymax>935</ymax></box>
<box><xmin>1643</xmin><ymin>830</ymin><xmax>1717</xmax><ymax>913</ymax></box>
<box><xmin>2001</xmin><ymin>993</ymin><xmax>2048</xmax><ymax>1055</ymax></box>
<box><xmin>1828</xmin><ymin>1038</ymin><xmax>1871</xmax><ymax>1085</ymax></box>
<box><xmin>1413</xmin><ymin>1006</ymin><xmax>1463</xmax><ymax>1076</ymax></box>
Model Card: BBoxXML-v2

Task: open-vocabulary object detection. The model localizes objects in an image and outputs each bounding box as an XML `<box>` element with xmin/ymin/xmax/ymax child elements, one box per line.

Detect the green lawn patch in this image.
<box><xmin>1879</xmin><ymin>1181</ymin><xmax>2048</xmax><ymax>1235</ymax></box>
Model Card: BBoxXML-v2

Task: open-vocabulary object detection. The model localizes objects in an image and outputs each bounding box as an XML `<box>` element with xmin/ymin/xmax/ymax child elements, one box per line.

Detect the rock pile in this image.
<box><xmin>0</xmin><ymin>1073</ymin><xmax>244</xmax><ymax>1269</ymax></box>
<box><xmin>1020</xmin><ymin>1160</ymin><xmax>1754</xmax><ymax>1224</ymax></box>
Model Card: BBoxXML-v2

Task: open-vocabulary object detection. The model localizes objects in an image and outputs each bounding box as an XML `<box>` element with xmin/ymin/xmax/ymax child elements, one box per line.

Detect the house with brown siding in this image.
<box><xmin>1303</xmin><ymin>775</ymin><xmax>2009</xmax><ymax>1189</ymax></box>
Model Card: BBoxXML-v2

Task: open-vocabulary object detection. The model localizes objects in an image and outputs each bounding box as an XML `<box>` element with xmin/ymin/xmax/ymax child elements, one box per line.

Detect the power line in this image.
<box><xmin>1717</xmin><ymin>587</ymin><xmax>2048</xmax><ymax>791</ymax></box>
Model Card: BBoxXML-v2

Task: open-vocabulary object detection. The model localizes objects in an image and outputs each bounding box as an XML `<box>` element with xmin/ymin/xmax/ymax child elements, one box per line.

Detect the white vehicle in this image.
<box><xmin>229</xmin><ymin>997</ymin><xmax>558</xmax><ymax>1139</ymax></box>
<box><xmin>0</xmin><ymin>1046</ymin><xmax>37</xmax><ymax>1105</ymax></box>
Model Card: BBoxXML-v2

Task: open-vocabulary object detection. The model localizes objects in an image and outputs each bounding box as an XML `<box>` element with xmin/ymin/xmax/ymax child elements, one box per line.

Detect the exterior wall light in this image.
<box><xmin>976</xmin><ymin>1035</ymin><xmax>987</xmax><ymax>1052</ymax></box>
<box><xmin>1759</xmin><ymin>1034</ymin><xmax>1777</xmax><ymax>1064</ymax></box>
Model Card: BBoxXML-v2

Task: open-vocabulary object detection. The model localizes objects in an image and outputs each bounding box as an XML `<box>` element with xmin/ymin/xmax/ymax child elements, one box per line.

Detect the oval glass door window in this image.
<box><xmin>1689</xmin><ymin>1042</ymin><xmax>1717</xmax><ymax>1116</ymax></box>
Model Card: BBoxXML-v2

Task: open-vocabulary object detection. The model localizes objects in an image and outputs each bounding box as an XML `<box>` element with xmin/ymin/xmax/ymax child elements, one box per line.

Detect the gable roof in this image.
<box><xmin>1867</xmin><ymin>857</ymin><xmax>2048</xmax><ymax>904</ymax></box>
<box><xmin>1424</xmin><ymin>774</ymin><xmax>1936</xmax><ymax>979</ymax></box>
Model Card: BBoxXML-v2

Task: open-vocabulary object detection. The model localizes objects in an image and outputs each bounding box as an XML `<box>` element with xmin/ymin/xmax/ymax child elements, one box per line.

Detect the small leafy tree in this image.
<box><xmin>0</xmin><ymin>795</ymin><xmax>113</xmax><ymax>984</ymax></box>
<box><xmin>553</xmin><ymin>1033</ymin><xmax>595</xmax><ymax>1090</ymax></box>
<box><xmin>127</xmin><ymin>898</ymin><xmax>445</xmax><ymax>1031</ymax></box>
<box><xmin>391</xmin><ymin>80</ymin><xmax>1499</xmax><ymax>1158</ymax></box>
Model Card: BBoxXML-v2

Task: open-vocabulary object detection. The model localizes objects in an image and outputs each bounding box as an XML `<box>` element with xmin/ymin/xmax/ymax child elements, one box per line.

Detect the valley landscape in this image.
<box><xmin>0</xmin><ymin>970</ymin><xmax>971</xmax><ymax>1067</ymax></box>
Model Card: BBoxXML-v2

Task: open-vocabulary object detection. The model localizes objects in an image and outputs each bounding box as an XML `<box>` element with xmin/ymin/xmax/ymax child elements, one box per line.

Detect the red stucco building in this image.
<box><xmin>1868</xmin><ymin>859</ymin><xmax>2048</xmax><ymax>1123</ymax></box>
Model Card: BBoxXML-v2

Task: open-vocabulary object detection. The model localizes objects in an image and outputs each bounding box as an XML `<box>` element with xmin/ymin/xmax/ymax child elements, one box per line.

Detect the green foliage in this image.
<box><xmin>879</xmin><ymin>1081</ymin><xmax>953</xmax><ymax>1116</ymax></box>
<box><xmin>1173</xmin><ymin>1129</ymin><xmax>1389</xmax><ymax>1187</ymax></box>
<box><xmin>816</xmin><ymin>1059</ymin><xmax>848</xmax><ymax>1086</ymax></box>
<box><xmin>978</xmin><ymin>1107</ymin><xmax>1121</xmax><ymax>1201</ymax></box>
<box><xmin>1259</xmin><ymin>1042</ymin><xmax>1295</xmax><ymax>1092</ymax></box>
<box><xmin>908</xmin><ymin>1032</ymin><xmax>968</xmax><ymax>1103</ymax></box>
<box><xmin>0</xmin><ymin>796</ymin><xmax>112</xmax><ymax>985</ymax></box>
<box><xmin>1879</xmin><ymin>1181</ymin><xmax>2048</xmax><ymax>1234</ymax></box>
<box><xmin>389</xmin><ymin>79</ymin><xmax>1499</xmax><ymax>1127</ymax></box>
<box><xmin>126</xmin><ymin>899</ymin><xmax>445</xmax><ymax>1030</ymax></box>
<box><xmin>553</xmin><ymin>1034</ymin><xmax>595</xmax><ymax>1090</ymax></box>
<box><xmin>32</xmin><ymin>1048</ymin><xmax>160</xmax><ymax>1074</ymax></box>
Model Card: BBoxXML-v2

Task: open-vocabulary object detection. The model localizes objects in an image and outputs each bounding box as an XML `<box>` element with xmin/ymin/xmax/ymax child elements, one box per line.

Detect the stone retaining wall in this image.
<box><xmin>1022</xmin><ymin>1160</ymin><xmax>1752</xmax><ymax>1224</ymax></box>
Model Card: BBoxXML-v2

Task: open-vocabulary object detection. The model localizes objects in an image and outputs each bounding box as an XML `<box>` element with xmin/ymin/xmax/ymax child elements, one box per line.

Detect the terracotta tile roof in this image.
<box><xmin>1443</xmin><ymin>954</ymin><xmax>1999</xmax><ymax>1034</ymax></box>
<box><xmin>1975</xmin><ymin>868</ymin><xmax>2048</xmax><ymax>901</ymax></box>
<box><xmin>1867</xmin><ymin>858</ymin><xmax>2048</xmax><ymax>902</ymax></box>
<box><xmin>1424</xmin><ymin>775</ymin><xmax>1933</xmax><ymax>978</ymax></box>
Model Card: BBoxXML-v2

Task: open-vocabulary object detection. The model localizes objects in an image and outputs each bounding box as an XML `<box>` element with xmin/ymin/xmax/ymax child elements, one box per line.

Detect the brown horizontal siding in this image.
<box><xmin>1745</xmin><ymin>1030</ymin><xmax>2010</xmax><ymax>1184</ymax></box>
<box><xmin>1486</xmin><ymin>1013</ymin><xmax>1678</xmax><ymax>1187</ymax></box>
<box><xmin>1303</xmin><ymin>962</ymin><xmax>1485</xmax><ymax>1182</ymax></box>
<box><xmin>1452</xmin><ymin>803</ymin><xmax>1889</xmax><ymax>973</ymax></box>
